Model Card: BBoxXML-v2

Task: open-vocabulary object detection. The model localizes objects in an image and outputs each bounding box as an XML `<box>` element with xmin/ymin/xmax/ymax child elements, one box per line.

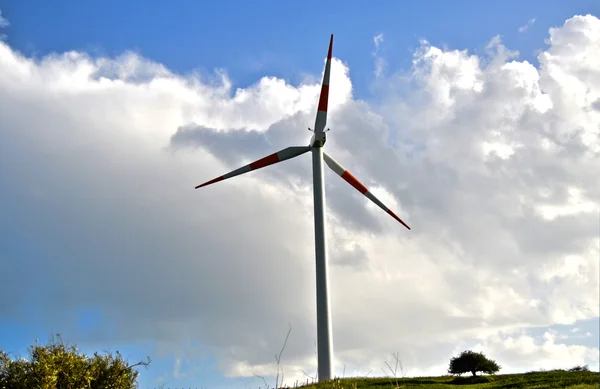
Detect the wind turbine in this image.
<box><xmin>194</xmin><ymin>34</ymin><xmax>410</xmax><ymax>382</ymax></box>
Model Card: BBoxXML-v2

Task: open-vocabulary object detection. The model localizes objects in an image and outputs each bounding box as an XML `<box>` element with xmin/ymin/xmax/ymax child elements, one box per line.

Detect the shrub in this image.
<box><xmin>0</xmin><ymin>333</ymin><xmax>150</xmax><ymax>389</ymax></box>
<box><xmin>447</xmin><ymin>350</ymin><xmax>500</xmax><ymax>377</ymax></box>
<box><xmin>569</xmin><ymin>365</ymin><xmax>590</xmax><ymax>372</ymax></box>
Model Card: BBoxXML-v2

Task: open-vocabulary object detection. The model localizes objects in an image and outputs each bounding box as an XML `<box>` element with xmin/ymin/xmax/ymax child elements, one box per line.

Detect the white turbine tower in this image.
<box><xmin>194</xmin><ymin>34</ymin><xmax>410</xmax><ymax>382</ymax></box>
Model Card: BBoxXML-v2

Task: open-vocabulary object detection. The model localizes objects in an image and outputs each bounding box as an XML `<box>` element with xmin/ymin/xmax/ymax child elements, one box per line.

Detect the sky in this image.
<box><xmin>0</xmin><ymin>1</ymin><xmax>599</xmax><ymax>388</ymax></box>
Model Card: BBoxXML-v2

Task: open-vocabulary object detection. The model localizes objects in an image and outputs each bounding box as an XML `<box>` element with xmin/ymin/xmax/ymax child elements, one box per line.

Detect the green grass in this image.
<box><xmin>301</xmin><ymin>370</ymin><xmax>600</xmax><ymax>389</ymax></box>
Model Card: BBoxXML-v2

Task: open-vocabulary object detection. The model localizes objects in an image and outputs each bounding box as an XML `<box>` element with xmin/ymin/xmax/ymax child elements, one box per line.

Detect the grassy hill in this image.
<box><xmin>301</xmin><ymin>369</ymin><xmax>600</xmax><ymax>389</ymax></box>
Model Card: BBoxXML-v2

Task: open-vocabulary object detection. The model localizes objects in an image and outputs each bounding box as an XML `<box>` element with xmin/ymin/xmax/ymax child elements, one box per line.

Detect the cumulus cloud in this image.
<box><xmin>471</xmin><ymin>328</ymin><xmax>599</xmax><ymax>372</ymax></box>
<box><xmin>0</xmin><ymin>13</ymin><xmax>599</xmax><ymax>387</ymax></box>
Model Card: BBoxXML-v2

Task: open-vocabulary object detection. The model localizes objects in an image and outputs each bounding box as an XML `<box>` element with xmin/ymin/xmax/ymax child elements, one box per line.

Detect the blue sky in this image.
<box><xmin>0</xmin><ymin>1</ymin><xmax>599</xmax><ymax>389</ymax></box>
<box><xmin>2</xmin><ymin>0</ymin><xmax>598</xmax><ymax>99</ymax></box>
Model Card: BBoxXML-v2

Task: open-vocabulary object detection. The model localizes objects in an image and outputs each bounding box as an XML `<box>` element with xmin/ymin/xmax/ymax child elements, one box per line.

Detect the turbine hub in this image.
<box><xmin>310</xmin><ymin>130</ymin><xmax>327</xmax><ymax>148</ymax></box>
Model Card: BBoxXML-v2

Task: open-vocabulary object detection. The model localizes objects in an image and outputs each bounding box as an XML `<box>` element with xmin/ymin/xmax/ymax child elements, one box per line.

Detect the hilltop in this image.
<box><xmin>300</xmin><ymin>369</ymin><xmax>599</xmax><ymax>389</ymax></box>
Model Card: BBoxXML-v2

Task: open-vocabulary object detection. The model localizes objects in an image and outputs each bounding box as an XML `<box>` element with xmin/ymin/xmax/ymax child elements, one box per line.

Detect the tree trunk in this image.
<box><xmin>471</xmin><ymin>371</ymin><xmax>477</xmax><ymax>377</ymax></box>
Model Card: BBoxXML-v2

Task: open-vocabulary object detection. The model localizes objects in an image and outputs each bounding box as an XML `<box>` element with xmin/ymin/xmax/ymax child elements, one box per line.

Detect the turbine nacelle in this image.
<box><xmin>309</xmin><ymin>128</ymin><xmax>328</xmax><ymax>148</ymax></box>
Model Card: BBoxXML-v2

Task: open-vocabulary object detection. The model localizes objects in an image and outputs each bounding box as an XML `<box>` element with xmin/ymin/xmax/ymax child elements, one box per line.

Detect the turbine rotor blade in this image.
<box><xmin>314</xmin><ymin>34</ymin><xmax>333</xmax><ymax>133</ymax></box>
<box><xmin>322</xmin><ymin>152</ymin><xmax>411</xmax><ymax>230</ymax></box>
<box><xmin>195</xmin><ymin>146</ymin><xmax>311</xmax><ymax>189</ymax></box>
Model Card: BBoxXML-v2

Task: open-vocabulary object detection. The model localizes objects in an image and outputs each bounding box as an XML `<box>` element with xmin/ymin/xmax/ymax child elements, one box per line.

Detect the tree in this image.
<box><xmin>0</xmin><ymin>333</ymin><xmax>150</xmax><ymax>389</ymax></box>
<box><xmin>448</xmin><ymin>350</ymin><xmax>500</xmax><ymax>377</ymax></box>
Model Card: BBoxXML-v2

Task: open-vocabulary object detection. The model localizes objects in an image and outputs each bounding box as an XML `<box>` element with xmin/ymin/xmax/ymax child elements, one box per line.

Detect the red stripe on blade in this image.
<box><xmin>195</xmin><ymin>176</ymin><xmax>224</xmax><ymax>189</ymax></box>
<box><xmin>341</xmin><ymin>171</ymin><xmax>368</xmax><ymax>194</ymax></box>
<box><xmin>387</xmin><ymin>209</ymin><xmax>411</xmax><ymax>230</ymax></box>
<box><xmin>318</xmin><ymin>84</ymin><xmax>329</xmax><ymax>112</ymax></box>
<box><xmin>327</xmin><ymin>34</ymin><xmax>333</xmax><ymax>59</ymax></box>
<box><xmin>250</xmin><ymin>152</ymin><xmax>280</xmax><ymax>170</ymax></box>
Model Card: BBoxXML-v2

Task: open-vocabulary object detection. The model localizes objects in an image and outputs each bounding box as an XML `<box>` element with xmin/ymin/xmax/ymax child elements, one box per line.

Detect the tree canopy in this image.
<box><xmin>0</xmin><ymin>334</ymin><xmax>150</xmax><ymax>389</ymax></box>
<box><xmin>448</xmin><ymin>350</ymin><xmax>501</xmax><ymax>377</ymax></box>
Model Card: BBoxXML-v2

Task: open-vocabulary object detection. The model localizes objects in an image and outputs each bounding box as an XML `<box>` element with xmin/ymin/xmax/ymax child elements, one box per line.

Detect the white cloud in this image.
<box><xmin>173</xmin><ymin>358</ymin><xmax>182</xmax><ymax>379</ymax></box>
<box><xmin>471</xmin><ymin>329</ymin><xmax>599</xmax><ymax>372</ymax></box>
<box><xmin>0</xmin><ymin>9</ymin><xmax>8</xmax><ymax>28</ymax></box>
<box><xmin>0</xmin><ymin>14</ymin><xmax>599</xmax><ymax>387</ymax></box>
<box><xmin>519</xmin><ymin>18</ymin><xmax>536</xmax><ymax>33</ymax></box>
<box><xmin>373</xmin><ymin>33</ymin><xmax>385</xmax><ymax>78</ymax></box>
<box><xmin>0</xmin><ymin>8</ymin><xmax>8</xmax><ymax>41</ymax></box>
<box><xmin>374</xmin><ymin>33</ymin><xmax>384</xmax><ymax>49</ymax></box>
